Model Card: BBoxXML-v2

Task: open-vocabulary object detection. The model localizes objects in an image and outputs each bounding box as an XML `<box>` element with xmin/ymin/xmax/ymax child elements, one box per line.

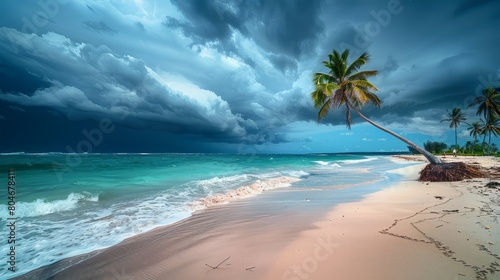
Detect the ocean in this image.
<box><xmin>0</xmin><ymin>153</ymin><xmax>415</xmax><ymax>278</ymax></box>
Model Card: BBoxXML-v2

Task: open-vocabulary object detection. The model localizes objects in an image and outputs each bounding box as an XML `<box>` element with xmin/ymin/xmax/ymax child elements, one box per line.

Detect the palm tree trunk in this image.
<box><xmin>488</xmin><ymin>131</ymin><xmax>492</xmax><ymax>156</ymax></box>
<box><xmin>454</xmin><ymin>126</ymin><xmax>457</xmax><ymax>148</ymax></box>
<box><xmin>482</xmin><ymin>133</ymin><xmax>487</xmax><ymax>155</ymax></box>
<box><xmin>345</xmin><ymin>101</ymin><xmax>442</xmax><ymax>164</ymax></box>
<box><xmin>474</xmin><ymin>136</ymin><xmax>478</xmax><ymax>155</ymax></box>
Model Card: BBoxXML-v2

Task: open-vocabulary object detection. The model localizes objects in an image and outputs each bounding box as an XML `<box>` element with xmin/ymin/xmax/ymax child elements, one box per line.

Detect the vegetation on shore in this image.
<box><xmin>419</xmin><ymin>87</ymin><xmax>500</xmax><ymax>157</ymax></box>
<box><xmin>413</xmin><ymin>140</ymin><xmax>499</xmax><ymax>156</ymax></box>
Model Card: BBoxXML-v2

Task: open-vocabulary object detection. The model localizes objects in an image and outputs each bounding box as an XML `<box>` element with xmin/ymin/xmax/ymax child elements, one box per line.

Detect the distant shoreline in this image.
<box><xmin>0</xmin><ymin>151</ymin><xmax>412</xmax><ymax>156</ymax></box>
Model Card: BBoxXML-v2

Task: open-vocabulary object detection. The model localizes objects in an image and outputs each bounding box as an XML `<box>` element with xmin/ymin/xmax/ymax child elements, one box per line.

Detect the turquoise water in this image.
<box><xmin>0</xmin><ymin>153</ymin><xmax>413</xmax><ymax>278</ymax></box>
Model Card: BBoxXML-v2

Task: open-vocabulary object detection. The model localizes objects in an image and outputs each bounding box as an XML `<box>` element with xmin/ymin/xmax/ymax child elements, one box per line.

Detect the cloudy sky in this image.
<box><xmin>1</xmin><ymin>0</ymin><xmax>499</xmax><ymax>153</ymax></box>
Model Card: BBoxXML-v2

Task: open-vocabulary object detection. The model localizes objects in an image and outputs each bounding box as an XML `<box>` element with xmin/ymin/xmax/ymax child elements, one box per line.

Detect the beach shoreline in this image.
<box><xmin>14</xmin><ymin>155</ymin><xmax>500</xmax><ymax>280</ymax></box>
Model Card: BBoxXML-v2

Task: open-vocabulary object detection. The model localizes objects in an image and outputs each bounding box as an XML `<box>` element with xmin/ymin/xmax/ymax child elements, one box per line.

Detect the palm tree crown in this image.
<box><xmin>441</xmin><ymin>107</ymin><xmax>466</xmax><ymax>148</ymax></box>
<box><xmin>467</xmin><ymin>121</ymin><xmax>483</xmax><ymax>143</ymax></box>
<box><xmin>311</xmin><ymin>50</ymin><xmax>380</xmax><ymax>129</ymax></box>
<box><xmin>311</xmin><ymin>49</ymin><xmax>441</xmax><ymax>164</ymax></box>
<box><xmin>484</xmin><ymin>117</ymin><xmax>500</xmax><ymax>136</ymax></box>
<box><xmin>467</xmin><ymin>87</ymin><xmax>500</xmax><ymax>122</ymax></box>
<box><xmin>482</xmin><ymin>116</ymin><xmax>500</xmax><ymax>154</ymax></box>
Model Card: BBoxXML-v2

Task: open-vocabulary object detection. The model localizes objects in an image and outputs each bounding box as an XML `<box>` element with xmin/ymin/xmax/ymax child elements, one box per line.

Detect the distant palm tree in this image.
<box><xmin>311</xmin><ymin>49</ymin><xmax>441</xmax><ymax>164</ymax></box>
<box><xmin>482</xmin><ymin>116</ymin><xmax>500</xmax><ymax>155</ymax></box>
<box><xmin>490</xmin><ymin>143</ymin><xmax>499</xmax><ymax>154</ymax></box>
<box><xmin>467</xmin><ymin>121</ymin><xmax>483</xmax><ymax>153</ymax></box>
<box><xmin>468</xmin><ymin>87</ymin><xmax>500</xmax><ymax>155</ymax></box>
<box><xmin>467</xmin><ymin>121</ymin><xmax>483</xmax><ymax>144</ymax></box>
<box><xmin>467</xmin><ymin>87</ymin><xmax>500</xmax><ymax>122</ymax></box>
<box><xmin>465</xmin><ymin>140</ymin><xmax>474</xmax><ymax>153</ymax></box>
<box><xmin>441</xmin><ymin>108</ymin><xmax>466</xmax><ymax>148</ymax></box>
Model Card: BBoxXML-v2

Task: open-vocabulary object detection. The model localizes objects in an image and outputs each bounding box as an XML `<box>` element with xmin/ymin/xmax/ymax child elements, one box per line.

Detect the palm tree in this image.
<box><xmin>482</xmin><ymin>116</ymin><xmax>500</xmax><ymax>155</ymax></box>
<box><xmin>468</xmin><ymin>87</ymin><xmax>500</xmax><ymax>155</ymax></box>
<box><xmin>467</xmin><ymin>121</ymin><xmax>483</xmax><ymax>154</ymax></box>
<box><xmin>467</xmin><ymin>121</ymin><xmax>482</xmax><ymax>144</ymax></box>
<box><xmin>440</xmin><ymin>108</ymin><xmax>466</xmax><ymax>149</ymax></box>
<box><xmin>490</xmin><ymin>143</ymin><xmax>499</xmax><ymax>154</ymax></box>
<box><xmin>465</xmin><ymin>141</ymin><xmax>473</xmax><ymax>153</ymax></box>
<box><xmin>311</xmin><ymin>49</ymin><xmax>441</xmax><ymax>164</ymax></box>
<box><xmin>467</xmin><ymin>87</ymin><xmax>500</xmax><ymax>123</ymax></box>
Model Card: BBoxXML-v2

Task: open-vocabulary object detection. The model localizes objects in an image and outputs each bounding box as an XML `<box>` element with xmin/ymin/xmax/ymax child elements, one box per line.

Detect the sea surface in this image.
<box><xmin>0</xmin><ymin>153</ymin><xmax>416</xmax><ymax>278</ymax></box>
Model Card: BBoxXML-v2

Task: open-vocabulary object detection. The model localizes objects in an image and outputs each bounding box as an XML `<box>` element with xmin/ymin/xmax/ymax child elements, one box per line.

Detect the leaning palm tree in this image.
<box><xmin>440</xmin><ymin>108</ymin><xmax>466</xmax><ymax>149</ymax></box>
<box><xmin>311</xmin><ymin>49</ymin><xmax>441</xmax><ymax>164</ymax></box>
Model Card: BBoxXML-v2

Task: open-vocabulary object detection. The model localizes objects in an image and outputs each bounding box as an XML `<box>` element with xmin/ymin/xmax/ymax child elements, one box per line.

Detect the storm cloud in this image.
<box><xmin>0</xmin><ymin>0</ymin><xmax>499</xmax><ymax>153</ymax></box>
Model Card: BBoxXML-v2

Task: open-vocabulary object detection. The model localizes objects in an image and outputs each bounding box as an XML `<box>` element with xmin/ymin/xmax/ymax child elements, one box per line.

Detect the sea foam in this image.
<box><xmin>339</xmin><ymin>157</ymin><xmax>378</xmax><ymax>164</ymax></box>
<box><xmin>191</xmin><ymin>176</ymin><xmax>300</xmax><ymax>209</ymax></box>
<box><xmin>0</xmin><ymin>192</ymin><xmax>99</xmax><ymax>219</ymax></box>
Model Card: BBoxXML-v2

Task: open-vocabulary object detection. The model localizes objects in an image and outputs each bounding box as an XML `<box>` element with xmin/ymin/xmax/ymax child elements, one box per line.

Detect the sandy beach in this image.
<box><xmin>17</xmin><ymin>156</ymin><xmax>500</xmax><ymax>280</ymax></box>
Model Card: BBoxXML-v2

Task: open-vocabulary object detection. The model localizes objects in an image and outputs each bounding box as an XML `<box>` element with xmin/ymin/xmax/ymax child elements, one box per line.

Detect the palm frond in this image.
<box><xmin>325</xmin><ymin>83</ymin><xmax>340</xmax><ymax>95</ymax></box>
<box><xmin>317</xmin><ymin>98</ymin><xmax>333</xmax><ymax>122</ymax></box>
<box><xmin>312</xmin><ymin>72</ymin><xmax>332</xmax><ymax>86</ymax></box>
<box><xmin>348</xmin><ymin>70</ymin><xmax>379</xmax><ymax>81</ymax></box>
<box><xmin>341</xmin><ymin>49</ymin><xmax>350</xmax><ymax>62</ymax></box>
<box><xmin>349</xmin><ymin>79</ymin><xmax>379</xmax><ymax>91</ymax></box>
<box><xmin>345</xmin><ymin>52</ymin><xmax>370</xmax><ymax>77</ymax></box>
<box><xmin>348</xmin><ymin>86</ymin><xmax>368</xmax><ymax>108</ymax></box>
<box><xmin>467</xmin><ymin>96</ymin><xmax>484</xmax><ymax>108</ymax></box>
<box><xmin>310</xmin><ymin>89</ymin><xmax>327</xmax><ymax>108</ymax></box>
<box><xmin>363</xmin><ymin>91</ymin><xmax>383</xmax><ymax>108</ymax></box>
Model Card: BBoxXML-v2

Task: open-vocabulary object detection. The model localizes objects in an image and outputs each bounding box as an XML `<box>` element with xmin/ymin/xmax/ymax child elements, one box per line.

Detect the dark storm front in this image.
<box><xmin>6</xmin><ymin>168</ymin><xmax>17</xmax><ymax>273</ymax></box>
<box><xmin>52</xmin><ymin>119</ymin><xmax>117</xmax><ymax>182</ymax></box>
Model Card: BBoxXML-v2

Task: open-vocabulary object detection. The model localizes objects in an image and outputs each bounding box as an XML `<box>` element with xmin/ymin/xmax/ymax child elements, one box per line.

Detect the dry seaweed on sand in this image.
<box><xmin>419</xmin><ymin>162</ymin><xmax>483</xmax><ymax>182</ymax></box>
<box><xmin>484</xmin><ymin>181</ymin><xmax>500</xmax><ymax>189</ymax></box>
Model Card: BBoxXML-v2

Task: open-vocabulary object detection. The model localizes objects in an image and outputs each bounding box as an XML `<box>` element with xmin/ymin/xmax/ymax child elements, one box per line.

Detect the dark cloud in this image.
<box><xmin>0</xmin><ymin>101</ymin><xmax>219</xmax><ymax>153</ymax></box>
<box><xmin>0</xmin><ymin>28</ymin><xmax>252</xmax><ymax>143</ymax></box>
<box><xmin>164</xmin><ymin>0</ymin><xmax>244</xmax><ymax>43</ymax></box>
<box><xmin>135</xmin><ymin>21</ymin><xmax>145</xmax><ymax>32</ymax></box>
<box><xmin>83</xmin><ymin>21</ymin><xmax>117</xmax><ymax>34</ymax></box>
<box><xmin>35</xmin><ymin>12</ymin><xmax>56</xmax><ymax>24</ymax></box>
<box><xmin>86</xmin><ymin>4</ymin><xmax>96</xmax><ymax>13</ymax></box>
<box><xmin>382</xmin><ymin>55</ymin><xmax>399</xmax><ymax>75</ymax></box>
<box><xmin>242</xmin><ymin>0</ymin><xmax>325</xmax><ymax>57</ymax></box>
<box><xmin>167</xmin><ymin>0</ymin><xmax>325</xmax><ymax>62</ymax></box>
<box><xmin>9</xmin><ymin>105</ymin><xmax>25</xmax><ymax>112</ymax></box>
<box><xmin>454</xmin><ymin>0</ymin><xmax>495</xmax><ymax>17</ymax></box>
<box><xmin>0</xmin><ymin>59</ymin><xmax>51</xmax><ymax>93</ymax></box>
<box><xmin>268</xmin><ymin>54</ymin><xmax>298</xmax><ymax>74</ymax></box>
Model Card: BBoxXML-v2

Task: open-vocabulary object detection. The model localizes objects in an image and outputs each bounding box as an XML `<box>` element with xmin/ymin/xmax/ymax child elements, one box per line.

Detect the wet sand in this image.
<box><xmin>16</xmin><ymin>156</ymin><xmax>500</xmax><ymax>280</ymax></box>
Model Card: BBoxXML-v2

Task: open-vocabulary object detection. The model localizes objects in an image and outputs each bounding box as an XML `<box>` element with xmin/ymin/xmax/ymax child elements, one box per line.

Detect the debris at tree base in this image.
<box><xmin>419</xmin><ymin>162</ymin><xmax>483</xmax><ymax>182</ymax></box>
<box><xmin>485</xmin><ymin>181</ymin><xmax>500</xmax><ymax>189</ymax></box>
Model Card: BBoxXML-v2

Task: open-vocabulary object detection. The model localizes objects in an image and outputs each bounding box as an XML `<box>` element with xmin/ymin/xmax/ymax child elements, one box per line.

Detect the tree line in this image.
<box><xmin>439</xmin><ymin>87</ymin><xmax>500</xmax><ymax>155</ymax></box>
